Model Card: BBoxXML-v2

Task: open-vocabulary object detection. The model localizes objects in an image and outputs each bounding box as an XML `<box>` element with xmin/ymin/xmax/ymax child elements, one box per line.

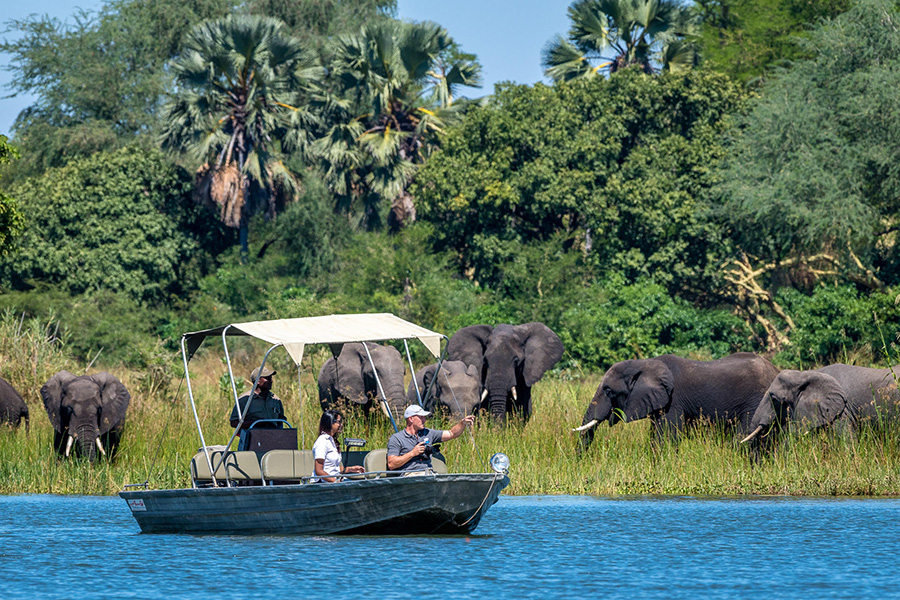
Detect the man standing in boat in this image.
<box><xmin>230</xmin><ymin>366</ymin><xmax>285</xmax><ymax>430</ymax></box>
<box><xmin>387</xmin><ymin>405</ymin><xmax>475</xmax><ymax>474</ymax></box>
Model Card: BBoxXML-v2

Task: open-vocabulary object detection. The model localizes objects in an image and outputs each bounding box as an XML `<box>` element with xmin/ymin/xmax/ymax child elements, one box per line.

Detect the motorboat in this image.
<box><xmin>119</xmin><ymin>313</ymin><xmax>510</xmax><ymax>535</ymax></box>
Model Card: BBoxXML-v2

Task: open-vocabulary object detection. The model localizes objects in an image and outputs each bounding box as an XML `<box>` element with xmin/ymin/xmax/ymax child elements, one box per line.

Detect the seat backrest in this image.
<box><xmin>224</xmin><ymin>451</ymin><xmax>263</xmax><ymax>482</ymax></box>
<box><xmin>260</xmin><ymin>449</ymin><xmax>315</xmax><ymax>484</ymax></box>
<box><xmin>190</xmin><ymin>451</ymin><xmax>225</xmax><ymax>487</ymax></box>
<box><xmin>363</xmin><ymin>448</ymin><xmax>387</xmax><ymax>478</ymax></box>
<box><xmin>432</xmin><ymin>456</ymin><xmax>448</xmax><ymax>474</ymax></box>
<box><xmin>241</xmin><ymin>427</ymin><xmax>298</xmax><ymax>454</ymax></box>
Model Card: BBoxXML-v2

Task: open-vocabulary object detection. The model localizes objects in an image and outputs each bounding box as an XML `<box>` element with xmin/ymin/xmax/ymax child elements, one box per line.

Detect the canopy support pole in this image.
<box><xmin>421</xmin><ymin>335</ymin><xmax>450</xmax><ymax>412</ymax></box>
<box><xmin>363</xmin><ymin>342</ymin><xmax>398</xmax><ymax>433</ymax></box>
<box><xmin>182</xmin><ymin>336</ymin><xmax>217</xmax><ymax>486</ymax></box>
<box><xmin>404</xmin><ymin>339</ymin><xmax>421</xmax><ymax>405</ymax></box>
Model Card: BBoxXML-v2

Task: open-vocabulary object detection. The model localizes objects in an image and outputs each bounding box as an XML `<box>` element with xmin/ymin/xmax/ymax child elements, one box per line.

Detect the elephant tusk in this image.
<box><xmin>96</xmin><ymin>437</ymin><xmax>106</xmax><ymax>457</ymax></box>
<box><xmin>511</xmin><ymin>387</ymin><xmax>517</xmax><ymax>401</ymax></box>
<box><xmin>65</xmin><ymin>435</ymin><xmax>74</xmax><ymax>457</ymax></box>
<box><xmin>572</xmin><ymin>419</ymin><xmax>599</xmax><ymax>433</ymax></box>
<box><xmin>480</xmin><ymin>388</ymin><xmax>488</xmax><ymax>402</ymax></box>
<box><xmin>740</xmin><ymin>425</ymin><xmax>764</xmax><ymax>444</ymax></box>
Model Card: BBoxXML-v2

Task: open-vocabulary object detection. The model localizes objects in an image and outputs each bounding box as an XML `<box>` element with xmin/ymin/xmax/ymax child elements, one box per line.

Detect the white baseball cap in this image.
<box><xmin>403</xmin><ymin>405</ymin><xmax>431</xmax><ymax>419</ymax></box>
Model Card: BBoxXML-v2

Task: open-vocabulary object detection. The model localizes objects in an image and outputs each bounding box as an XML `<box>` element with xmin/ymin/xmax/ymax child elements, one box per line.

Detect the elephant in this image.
<box><xmin>318</xmin><ymin>342</ymin><xmax>407</xmax><ymax>422</ymax></box>
<box><xmin>41</xmin><ymin>370</ymin><xmax>131</xmax><ymax>462</ymax></box>
<box><xmin>41</xmin><ymin>371</ymin><xmax>131</xmax><ymax>462</ymax></box>
<box><xmin>742</xmin><ymin>364</ymin><xmax>900</xmax><ymax>443</ymax></box>
<box><xmin>407</xmin><ymin>360</ymin><xmax>482</xmax><ymax>420</ymax></box>
<box><xmin>0</xmin><ymin>376</ymin><xmax>29</xmax><ymax>431</ymax></box>
<box><xmin>575</xmin><ymin>353</ymin><xmax>780</xmax><ymax>448</ymax></box>
<box><xmin>446</xmin><ymin>323</ymin><xmax>564</xmax><ymax>422</ymax></box>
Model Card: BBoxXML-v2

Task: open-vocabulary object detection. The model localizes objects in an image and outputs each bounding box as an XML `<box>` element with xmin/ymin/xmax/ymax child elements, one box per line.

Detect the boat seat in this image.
<box><xmin>363</xmin><ymin>448</ymin><xmax>387</xmax><ymax>478</ymax></box>
<box><xmin>190</xmin><ymin>450</ymin><xmax>226</xmax><ymax>487</ymax></box>
<box><xmin>224</xmin><ymin>451</ymin><xmax>263</xmax><ymax>484</ymax></box>
<box><xmin>260</xmin><ymin>449</ymin><xmax>315</xmax><ymax>485</ymax></box>
<box><xmin>432</xmin><ymin>457</ymin><xmax>448</xmax><ymax>474</ymax></box>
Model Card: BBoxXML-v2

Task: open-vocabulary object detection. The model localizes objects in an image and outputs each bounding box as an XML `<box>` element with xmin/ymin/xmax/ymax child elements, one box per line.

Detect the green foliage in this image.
<box><xmin>1</xmin><ymin>0</ymin><xmax>395</xmax><ymax>182</ymax></box>
<box><xmin>314</xmin><ymin>19</ymin><xmax>482</xmax><ymax>229</ymax></box>
<box><xmin>715</xmin><ymin>0</ymin><xmax>900</xmax><ymax>283</ymax></box>
<box><xmin>1</xmin><ymin>1</ymin><xmax>236</xmax><ymax>180</ymax></box>
<box><xmin>0</xmin><ymin>136</ymin><xmax>24</xmax><ymax>255</ymax></box>
<box><xmin>556</xmin><ymin>276</ymin><xmax>749</xmax><ymax>369</ymax></box>
<box><xmin>413</xmin><ymin>70</ymin><xmax>746</xmax><ymax>294</ymax></box>
<box><xmin>159</xmin><ymin>13</ymin><xmax>322</xmax><ymax>260</ymax></box>
<box><xmin>1</xmin><ymin>145</ymin><xmax>231</xmax><ymax>303</ymax></box>
<box><xmin>695</xmin><ymin>0</ymin><xmax>852</xmax><ymax>84</ymax></box>
<box><xmin>773</xmin><ymin>285</ymin><xmax>900</xmax><ymax>367</ymax></box>
<box><xmin>543</xmin><ymin>0</ymin><xmax>699</xmax><ymax>80</ymax></box>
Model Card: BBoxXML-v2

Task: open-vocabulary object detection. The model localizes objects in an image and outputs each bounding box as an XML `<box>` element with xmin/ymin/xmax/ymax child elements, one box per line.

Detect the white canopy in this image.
<box><xmin>183</xmin><ymin>313</ymin><xmax>444</xmax><ymax>365</ymax></box>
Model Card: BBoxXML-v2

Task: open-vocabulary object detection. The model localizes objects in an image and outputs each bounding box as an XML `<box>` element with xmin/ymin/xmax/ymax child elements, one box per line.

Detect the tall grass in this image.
<box><xmin>2</xmin><ymin>314</ymin><xmax>900</xmax><ymax>496</ymax></box>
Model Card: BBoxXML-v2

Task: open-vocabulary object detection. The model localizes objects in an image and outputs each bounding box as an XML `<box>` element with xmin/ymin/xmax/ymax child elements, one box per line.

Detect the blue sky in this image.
<box><xmin>0</xmin><ymin>0</ymin><xmax>573</xmax><ymax>138</ymax></box>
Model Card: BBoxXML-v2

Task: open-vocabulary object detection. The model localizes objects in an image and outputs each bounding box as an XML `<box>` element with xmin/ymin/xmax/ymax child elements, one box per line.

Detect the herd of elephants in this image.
<box><xmin>1</xmin><ymin>322</ymin><xmax>899</xmax><ymax>463</ymax></box>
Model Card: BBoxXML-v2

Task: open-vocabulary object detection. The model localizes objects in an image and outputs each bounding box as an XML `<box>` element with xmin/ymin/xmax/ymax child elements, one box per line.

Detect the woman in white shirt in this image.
<box><xmin>312</xmin><ymin>410</ymin><xmax>365</xmax><ymax>482</ymax></box>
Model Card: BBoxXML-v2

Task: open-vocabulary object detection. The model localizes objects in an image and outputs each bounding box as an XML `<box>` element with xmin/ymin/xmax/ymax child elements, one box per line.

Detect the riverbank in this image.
<box><xmin>2</xmin><ymin>354</ymin><xmax>899</xmax><ymax>496</ymax></box>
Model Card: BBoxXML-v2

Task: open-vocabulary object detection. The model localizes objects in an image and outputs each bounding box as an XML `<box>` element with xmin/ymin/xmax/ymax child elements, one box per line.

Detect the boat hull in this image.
<box><xmin>120</xmin><ymin>473</ymin><xmax>508</xmax><ymax>535</ymax></box>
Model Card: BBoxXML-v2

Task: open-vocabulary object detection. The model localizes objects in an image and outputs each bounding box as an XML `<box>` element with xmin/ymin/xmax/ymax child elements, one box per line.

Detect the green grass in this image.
<box><xmin>3</xmin><ymin>361</ymin><xmax>900</xmax><ymax>496</ymax></box>
<box><xmin>2</xmin><ymin>311</ymin><xmax>900</xmax><ymax>496</ymax></box>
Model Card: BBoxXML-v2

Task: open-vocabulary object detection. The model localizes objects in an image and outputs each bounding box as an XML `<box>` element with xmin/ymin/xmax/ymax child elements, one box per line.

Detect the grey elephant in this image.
<box><xmin>318</xmin><ymin>342</ymin><xmax>407</xmax><ymax>422</ymax></box>
<box><xmin>407</xmin><ymin>360</ymin><xmax>481</xmax><ymax>420</ymax></box>
<box><xmin>742</xmin><ymin>364</ymin><xmax>900</xmax><ymax>443</ymax></box>
<box><xmin>0</xmin><ymin>376</ymin><xmax>29</xmax><ymax>431</ymax></box>
<box><xmin>41</xmin><ymin>370</ymin><xmax>131</xmax><ymax>461</ymax></box>
<box><xmin>446</xmin><ymin>323</ymin><xmax>564</xmax><ymax>422</ymax></box>
<box><xmin>576</xmin><ymin>353</ymin><xmax>780</xmax><ymax>448</ymax></box>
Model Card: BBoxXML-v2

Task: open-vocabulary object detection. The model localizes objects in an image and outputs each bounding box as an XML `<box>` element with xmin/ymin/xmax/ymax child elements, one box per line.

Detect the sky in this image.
<box><xmin>0</xmin><ymin>0</ymin><xmax>573</xmax><ymax>138</ymax></box>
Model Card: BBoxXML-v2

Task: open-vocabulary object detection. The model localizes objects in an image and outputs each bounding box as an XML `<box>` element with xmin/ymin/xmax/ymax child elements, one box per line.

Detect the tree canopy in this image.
<box><xmin>542</xmin><ymin>0</ymin><xmax>699</xmax><ymax>80</ymax></box>
<box><xmin>0</xmin><ymin>145</ymin><xmax>231</xmax><ymax>303</ymax></box>
<box><xmin>412</xmin><ymin>70</ymin><xmax>746</xmax><ymax>294</ymax></box>
<box><xmin>715</xmin><ymin>0</ymin><xmax>900</xmax><ymax>289</ymax></box>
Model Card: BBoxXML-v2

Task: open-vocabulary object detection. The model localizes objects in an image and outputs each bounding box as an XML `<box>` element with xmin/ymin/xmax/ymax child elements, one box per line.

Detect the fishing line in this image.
<box><xmin>440</xmin><ymin>366</ymin><xmax>488</xmax><ymax>469</ymax></box>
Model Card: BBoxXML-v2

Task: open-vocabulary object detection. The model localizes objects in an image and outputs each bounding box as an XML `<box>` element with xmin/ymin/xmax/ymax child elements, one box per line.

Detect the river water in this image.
<box><xmin>0</xmin><ymin>494</ymin><xmax>897</xmax><ymax>598</ymax></box>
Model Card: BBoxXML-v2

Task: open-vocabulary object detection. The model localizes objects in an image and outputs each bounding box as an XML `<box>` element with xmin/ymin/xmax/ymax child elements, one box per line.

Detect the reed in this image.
<box><xmin>2</xmin><ymin>325</ymin><xmax>900</xmax><ymax>496</ymax></box>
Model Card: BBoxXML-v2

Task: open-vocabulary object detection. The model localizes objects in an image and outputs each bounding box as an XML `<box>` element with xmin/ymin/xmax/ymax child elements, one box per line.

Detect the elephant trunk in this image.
<box><xmin>578</xmin><ymin>387</ymin><xmax>613</xmax><ymax>451</ymax></box>
<box><xmin>486</xmin><ymin>385</ymin><xmax>509</xmax><ymax>422</ymax></box>
<box><xmin>76</xmin><ymin>425</ymin><xmax>99</xmax><ymax>462</ymax></box>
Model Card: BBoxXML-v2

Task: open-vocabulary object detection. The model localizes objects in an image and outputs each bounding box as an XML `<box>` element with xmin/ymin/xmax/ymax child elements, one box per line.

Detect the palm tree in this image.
<box><xmin>159</xmin><ymin>14</ymin><xmax>320</xmax><ymax>259</ymax></box>
<box><xmin>315</xmin><ymin>19</ymin><xmax>481</xmax><ymax>230</ymax></box>
<box><xmin>542</xmin><ymin>0</ymin><xmax>699</xmax><ymax>81</ymax></box>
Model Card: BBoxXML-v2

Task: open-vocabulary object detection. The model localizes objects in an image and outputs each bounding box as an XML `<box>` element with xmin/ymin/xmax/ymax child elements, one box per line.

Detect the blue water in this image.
<box><xmin>0</xmin><ymin>494</ymin><xmax>897</xmax><ymax>599</ymax></box>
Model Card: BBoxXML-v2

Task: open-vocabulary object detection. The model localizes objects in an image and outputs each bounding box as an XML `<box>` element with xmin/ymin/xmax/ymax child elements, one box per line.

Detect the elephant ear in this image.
<box><xmin>625</xmin><ymin>360</ymin><xmax>674</xmax><ymax>421</ymax></box>
<box><xmin>336</xmin><ymin>343</ymin><xmax>367</xmax><ymax>404</ymax></box>
<box><xmin>41</xmin><ymin>370</ymin><xmax>77</xmax><ymax>431</ymax></box>
<box><xmin>794</xmin><ymin>372</ymin><xmax>847</xmax><ymax>429</ymax></box>
<box><xmin>409</xmin><ymin>363</ymin><xmax>439</xmax><ymax>408</ymax></box>
<box><xmin>516</xmin><ymin>322</ymin><xmax>564</xmax><ymax>386</ymax></box>
<box><xmin>92</xmin><ymin>372</ymin><xmax>131</xmax><ymax>434</ymax></box>
<box><xmin>447</xmin><ymin>324</ymin><xmax>493</xmax><ymax>383</ymax></box>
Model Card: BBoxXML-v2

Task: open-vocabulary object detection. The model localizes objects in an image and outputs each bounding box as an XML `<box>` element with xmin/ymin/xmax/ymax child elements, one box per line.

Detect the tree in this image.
<box><xmin>411</xmin><ymin>70</ymin><xmax>746</xmax><ymax>294</ymax></box>
<box><xmin>716</xmin><ymin>0</ymin><xmax>900</xmax><ymax>287</ymax></box>
<box><xmin>314</xmin><ymin>19</ymin><xmax>482</xmax><ymax>230</ymax></box>
<box><xmin>710</xmin><ymin>0</ymin><xmax>900</xmax><ymax>348</ymax></box>
<box><xmin>0</xmin><ymin>136</ymin><xmax>24</xmax><ymax>255</ymax></box>
<box><xmin>542</xmin><ymin>0</ymin><xmax>699</xmax><ymax>81</ymax></box>
<box><xmin>694</xmin><ymin>0</ymin><xmax>852</xmax><ymax>84</ymax></box>
<box><xmin>0</xmin><ymin>0</ymin><xmax>395</xmax><ymax>182</ymax></box>
<box><xmin>0</xmin><ymin>1</ymin><xmax>236</xmax><ymax>180</ymax></box>
<box><xmin>0</xmin><ymin>145</ymin><xmax>230</xmax><ymax>303</ymax></box>
<box><xmin>159</xmin><ymin>14</ymin><xmax>321</xmax><ymax>259</ymax></box>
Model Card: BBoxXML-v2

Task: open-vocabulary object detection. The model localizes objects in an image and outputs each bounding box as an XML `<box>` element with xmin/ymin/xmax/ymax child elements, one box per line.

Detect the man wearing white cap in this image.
<box><xmin>229</xmin><ymin>366</ymin><xmax>284</xmax><ymax>431</ymax></box>
<box><xmin>386</xmin><ymin>404</ymin><xmax>475</xmax><ymax>473</ymax></box>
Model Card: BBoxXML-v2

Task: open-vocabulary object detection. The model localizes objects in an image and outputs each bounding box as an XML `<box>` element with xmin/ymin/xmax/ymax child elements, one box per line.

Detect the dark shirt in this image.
<box><xmin>229</xmin><ymin>391</ymin><xmax>284</xmax><ymax>430</ymax></box>
<box><xmin>386</xmin><ymin>427</ymin><xmax>444</xmax><ymax>472</ymax></box>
